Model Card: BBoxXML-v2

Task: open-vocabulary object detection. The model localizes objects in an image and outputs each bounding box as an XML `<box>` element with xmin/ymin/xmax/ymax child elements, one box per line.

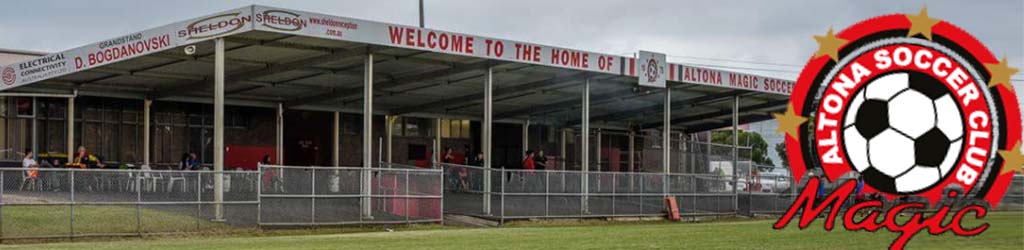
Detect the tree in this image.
<box><xmin>775</xmin><ymin>141</ymin><xmax>789</xmax><ymax>169</ymax></box>
<box><xmin>711</xmin><ymin>130</ymin><xmax>773</xmax><ymax>169</ymax></box>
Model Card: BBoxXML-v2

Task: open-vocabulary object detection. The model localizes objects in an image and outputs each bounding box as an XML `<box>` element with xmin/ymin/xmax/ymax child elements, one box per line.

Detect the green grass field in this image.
<box><xmin>1</xmin><ymin>205</ymin><xmax>231</xmax><ymax>237</ymax></box>
<box><xmin>1</xmin><ymin>212</ymin><xmax>1021</xmax><ymax>249</ymax></box>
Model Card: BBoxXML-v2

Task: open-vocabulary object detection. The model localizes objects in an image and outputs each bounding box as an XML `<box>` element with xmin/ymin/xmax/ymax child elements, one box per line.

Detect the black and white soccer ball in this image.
<box><xmin>842</xmin><ymin>71</ymin><xmax>965</xmax><ymax>194</ymax></box>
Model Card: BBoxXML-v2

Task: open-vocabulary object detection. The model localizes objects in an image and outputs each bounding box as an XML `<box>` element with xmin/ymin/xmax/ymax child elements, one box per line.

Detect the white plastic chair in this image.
<box><xmin>166</xmin><ymin>171</ymin><xmax>187</xmax><ymax>193</ymax></box>
<box><xmin>140</xmin><ymin>165</ymin><xmax>162</xmax><ymax>192</ymax></box>
<box><xmin>123</xmin><ymin>164</ymin><xmax>137</xmax><ymax>192</ymax></box>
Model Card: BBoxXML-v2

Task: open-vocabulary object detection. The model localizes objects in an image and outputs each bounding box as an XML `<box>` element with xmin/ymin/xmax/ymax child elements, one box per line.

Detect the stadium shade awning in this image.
<box><xmin>0</xmin><ymin>5</ymin><xmax>794</xmax><ymax>133</ymax></box>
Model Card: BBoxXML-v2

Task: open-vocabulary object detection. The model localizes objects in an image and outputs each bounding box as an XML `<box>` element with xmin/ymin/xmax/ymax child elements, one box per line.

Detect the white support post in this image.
<box><xmin>31</xmin><ymin>97</ymin><xmax>37</xmax><ymax>161</ymax></box>
<box><xmin>596</xmin><ymin>129</ymin><xmax>601</xmax><ymax>172</ymax></box>
<box><xmin>276</xmin><ymin>103</ymin><xmax>284</xmax><ymax>165</ymax></box>
<box><xmin>691</xmin><ymin>134</ymin><xmax>697</xmax><ymax>174</ymax></box>
<box><xmin>680</xmin><ymin>133</ymin><xmax>686</xmax><ymax>173</ymax></box>
<box><xmin>560</xmin><ymin>129</ymin><xmax>567</xmax><ymax>170</ymax></box>
<box><xmin>213</xmin><ymin>38</ymin><xmax>225</xmax><ymax>221</ymax></box>
<box><xmin>386</xmin><ymin>115</ymin><xmax>395</xmax><ymax>164</ymax></box>
<box><xmin>663</xmin><ymin>87</ymin><xmax>671</xmax><ymax>196</ymax></box>
<box><xmin>333</xmin><ymin>112</ymin><xmax>340</xmax><ymax>167</ymax></box>
<box><xmin>362</xmin><ymin>52</ymin><xmax>375</xmax><ymax>219</ymax></box>
<box><xmin>67</xmin><ymin>96</ymin><xmax>74</xmax><ymax>163</ymax></box>
<box><xmin>581</xmin><ymin>78</ymin><xmax>590</xmax><ymax>213</ymax></box>
<box><xmin>732</xmin><ymin>95</ymin><xmax>740</xmax><ymax>210</ymax></box>
<box><xmin>522</xmin><ymin>119</ymin><xmax>530</xmax><ymax>154</ymax></box>
<box><xmin>433</xmin><ymin>118</ymin><xmax>441</xmax><ymax>167</ymax></box>
<box><xmin>143</xmin><ymin>99</ymin><xmax>151</xmax><ymax>167</ymax></box>
<box><xmin>628</xmin><ymin>130</ymin><xmax>635</xmax><ymax>172</ymax></box>
<box><xmin>482</xmin><ymin>66</ymin><xmax>494</xmax><ymax>215</ymax></box>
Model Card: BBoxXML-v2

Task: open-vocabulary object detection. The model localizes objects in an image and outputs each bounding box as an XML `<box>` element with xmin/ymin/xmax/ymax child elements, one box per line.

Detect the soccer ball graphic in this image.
<box><xmin>842</xmin><ymin>71</ymin><xmax>965</xmax><ymax>194</ymax></box>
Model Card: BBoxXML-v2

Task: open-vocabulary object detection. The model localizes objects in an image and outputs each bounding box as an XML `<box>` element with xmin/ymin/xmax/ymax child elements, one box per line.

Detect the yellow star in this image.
<box><xmin>814</xmin><ymin>27</ymin><xmax>848</xmax><ymax>62</ymax></box>
<box><xmin>906</xmin><ymin>5</ymin><xmax>941</xmax><ymax>40</ymax></box>
<box><xmin>772</xmin><ymin>104</ymin><xmax>808</xmax><ymax>140</ymax></box>
<box><xmin>985</xmin><ymin>55</ymin><xmax>1019</xmax><ymax>90</ymax></box>
<box><xmin>998</xmin><ymin>141</ymin><xmax>1024</xmax><ymax>175</ymax></box>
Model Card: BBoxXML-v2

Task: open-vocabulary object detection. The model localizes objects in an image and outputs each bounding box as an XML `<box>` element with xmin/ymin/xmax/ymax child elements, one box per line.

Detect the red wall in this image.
<box><xmin>225</xmin><ymin>145</ymin><xmax>276</xmax><ymax>170</ymax></box>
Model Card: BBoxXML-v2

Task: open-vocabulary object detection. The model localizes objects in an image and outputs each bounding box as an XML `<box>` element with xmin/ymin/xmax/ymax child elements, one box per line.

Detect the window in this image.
<box><xmin>439</xmin><ymin>119</ymin><xmax>471</xmax><ymax>139</ymax></box>
<box><xmin>15</xmin><ymin>97</ymin><xmax>33</xmax><ymax>118</ymax></box>
<box><xmin>441</xmin><ymin>119</ymin><xmax>451</xmax><ymax>138</ymax></box>
<box><xmin>391</xmin><ymin>117</ymin><xmax>403</xmax><ymax>136</ymax></box>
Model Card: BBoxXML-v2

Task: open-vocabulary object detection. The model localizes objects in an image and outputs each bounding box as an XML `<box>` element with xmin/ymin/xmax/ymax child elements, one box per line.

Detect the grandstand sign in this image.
<box><xmin>0</xmin><ymin>6</ymin><xmax>253</xmax><ymax>92</ymax></box>
<box><xmin>0</xmin><ymin>5</ymin><xmax>795</xmax><ymax>97</ymax></box>
<box><xmin>667</xmin><ymin>64</ymin><xmax>795</xmax><ymax>95</ymax></box>
<box><xmin>250</xmin><ymin>5</ymin><xmax>624</xmax><ymax>75</ymax></box>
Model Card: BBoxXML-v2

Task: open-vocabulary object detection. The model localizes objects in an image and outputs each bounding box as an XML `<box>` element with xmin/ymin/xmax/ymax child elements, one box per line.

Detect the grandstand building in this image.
<box><xmin>0</xmin><ymin>5</ymin><xmax>798</xmax><ymax>227</ymax></box>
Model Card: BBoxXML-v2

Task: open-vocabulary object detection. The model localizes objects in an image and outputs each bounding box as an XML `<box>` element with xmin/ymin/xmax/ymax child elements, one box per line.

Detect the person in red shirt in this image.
<box><xmin>522</xmin><ymin>150</ymin><xmax>536</xmax><ymax>173</ymax></box>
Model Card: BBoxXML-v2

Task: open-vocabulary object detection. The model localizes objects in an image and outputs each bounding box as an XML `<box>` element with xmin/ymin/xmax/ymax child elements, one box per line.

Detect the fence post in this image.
<box><xmin>405</xmin><ymin>170</ymin><xmax>410</xmax><ymax>224</ymax></box>
<box><xmin>1</xmin><ymin>170</ymin><xmax>5</xmax><ymax>241</ymax></box>
<box><xmin>69</xmin><ymin>170</ymin><xmax>75</xmax><ymax>239</ymax></box>
<box><xmin>437</xmin><ymin>169</ymin><xmax>444</xmax><ymax>224</ymax></box>
<box><xmin>545</xmin><ymin>171</ymin><xmax>550</xmax><ymax>218</ymax></box>
<box><xmin>197</xmin><ymin>171</ymin><xmax>202</xmax><ymax>230</ymax></box>
<box><xmin>257</xmin><ymin>167</ymin><xmax>263</xmax><ymax>227</ymax></box>
<box><xmin>639</xmin><ymin>174</ymin><xmax>644</xmax><ymax>215</ymax></box>
<box><xmin>136</xmin><ymin>169</ymin><xmax>142</xmax><ymax>236</ymax></box>
<box><xmin>691</xmin><ymin>175</ymin><xmax>697</xmax><ymax>217</ymax></box>
<box><xmin>500</xmin><ymin>168</ymin><xmax>505</xmax><ymax>225</ymax></box>
<box><xmin>311</xmin><ymin>168</ymin><xmax>316</xmax><ymax>225</ymax></box>
<box><xmin>611</xmin><ymin>172</ymin><xmax>617</xmax><ymax>216</ymax></box>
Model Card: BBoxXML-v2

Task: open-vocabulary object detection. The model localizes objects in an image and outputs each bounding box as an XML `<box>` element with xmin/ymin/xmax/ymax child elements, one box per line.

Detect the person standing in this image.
<box><xmin>522</xmin><ymin>150</ymin><xmax>536</xmax><ymax>173</ymax></box>
<box><xmin>462</xmin><ymin>145</ymin><xmax>473</xmax><ymax>165</ymax></box>
<box><xmin>472</xmin><ymin>152</ymin><xmax>485</xmax><ymax>167</ymax></box>
<box><xmin>442</xmin><ymin>147</ymin><xmax>455</xmax><ymax>164</ymax></box>
<box><xmin>442</xmin><ymin>147</ymin><xmax>459</xmax><ymax>190</ymax></box>
<box><xmin>534</xmin><ymin>149</ymin><xmax>548</xmax><ymax>170</ymax></box>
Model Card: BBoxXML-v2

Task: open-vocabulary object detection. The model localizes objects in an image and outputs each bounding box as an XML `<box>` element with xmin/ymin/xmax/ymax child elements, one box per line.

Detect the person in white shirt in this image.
<box><xmin>22</xmin><ymin>149</ymin><xmax>38</xmax><ymax>168</ymax></box>
<box><xmin>21</xmin><ymin>149</ymin><xmax>39</xmax><ymax>190</ymax></box>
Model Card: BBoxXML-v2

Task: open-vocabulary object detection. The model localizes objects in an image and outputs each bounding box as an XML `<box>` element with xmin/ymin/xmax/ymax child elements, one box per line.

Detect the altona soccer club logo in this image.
<box><xmin>772</xmin><ymin>6</ymin><xmax>1021</xmax><ymax>250</ymax></box>
<box><xmin>644</xmin><ymin>58</ymin><xmax>661</xmax><ymax>83</ymax></box>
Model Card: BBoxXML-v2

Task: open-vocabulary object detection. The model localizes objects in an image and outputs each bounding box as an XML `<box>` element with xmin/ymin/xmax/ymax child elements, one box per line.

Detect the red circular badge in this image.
<box><xmin>1</xmin><ymin>67</ymin><xmax>15</xmax><ymax>85</ymax></box>
<box><xmin>786</xmin><ymin>14</ymin><xmax>1021</xmax><ymax>207</ymax></box>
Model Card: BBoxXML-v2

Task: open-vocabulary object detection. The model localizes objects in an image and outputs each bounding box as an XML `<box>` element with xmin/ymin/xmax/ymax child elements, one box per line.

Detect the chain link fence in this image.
<box><xmin>1</xmin><ymin>164</ymin><xmax>1019</xmax><ymax>239</ymax></box>
<box><xmin>1001</xmin><ymin>175</ymin><xmax>1024</xmax><ymax>210</ymax></box>
<box><xmin>0</xmin><ymin>168</ymin><xmax>259</xmax><ymax>240</ymax></box>
<box><xmin>442</xmin><ymin>163</ymin><xmax>743</xmax><ymax>220</ymax></box>
<box><xmin>258</xmin><ymin>164</ymin><xmax>443</xmax><ymax>226</ymax></box>
<box><xmin>0</xmin><ymin>164</ymin><xmax>443</xmax><ymax>240</ymax></box>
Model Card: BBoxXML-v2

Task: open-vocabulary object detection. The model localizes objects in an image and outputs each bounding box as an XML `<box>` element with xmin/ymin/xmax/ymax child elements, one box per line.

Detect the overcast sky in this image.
<box><xmin>1</xmin><ymin>0</ymin><xmax>1021</xmax><ymax>82</ymax></box>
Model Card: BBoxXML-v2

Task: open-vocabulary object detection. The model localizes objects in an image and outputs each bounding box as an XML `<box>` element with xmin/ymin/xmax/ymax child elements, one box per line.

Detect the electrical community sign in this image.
<box><xmin>0</xmin><ymin>5</ymin><xmax>795</xmax><ymax>96</ymax></box>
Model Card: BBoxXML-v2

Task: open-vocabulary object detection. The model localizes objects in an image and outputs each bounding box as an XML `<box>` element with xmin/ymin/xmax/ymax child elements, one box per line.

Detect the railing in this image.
<box><xmin>1002</xmin><ymin>175</ymin><xmax>1024</xmax><ymax>210</ymax></box>
<box><xmin>738</xmin><ymin>173</ymin><xmax>800</xmax><ymax>215</ymax></box>
<box><xmin>442</xmin><ymin>164</ymin><xmax>1024</xmax><ymax>220</ymax></box>
<box><xmin>0</xmin><ymin>168</ymin><xmax>259</xmax><ymax>240</ymax></box>
<box><xmin>1</xmin><ymin>164</ymin><xmax>1019</xmax><ymax>239</ymax></box>
<box><xmin>441</xmin><ymin>163</ymin><xmax>745</xmax><ymax>220</ymax></box>
<box><xmin>257</xmin><ymin>165</ymin><xmax>443</xmax><ymax>226</ymax></box>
